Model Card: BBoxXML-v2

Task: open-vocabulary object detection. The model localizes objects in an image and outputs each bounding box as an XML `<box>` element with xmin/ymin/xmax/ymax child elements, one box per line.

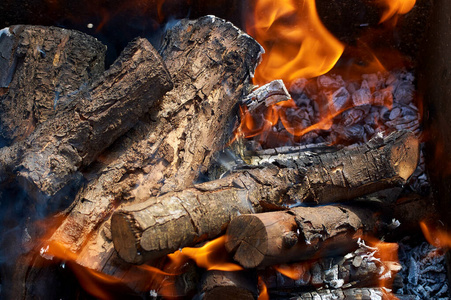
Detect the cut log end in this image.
<box><xmin>225</xmin><ymin>215</ymin><xmax>268</xmax><ymax>269</ymax></box>
<box><xmin>111</xmin><ymin>213</ymin><xmax>141</xmax><ymax>264</ymax></box>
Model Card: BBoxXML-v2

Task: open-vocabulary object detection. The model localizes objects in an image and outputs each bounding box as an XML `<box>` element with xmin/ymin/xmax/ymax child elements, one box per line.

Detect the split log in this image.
<box><xmin>48</xmin><ymin>15</ymin><xmax>262</xmax><ymax>277</ymax></box>
<box><xmin>110</xmin><ymin>130</ymin><xmax>418</xmax><ymax>264</ymax></box>
<box><xmin>224</xmin><ymin>205</ymin><xmax>380</xmax><ymax>268</ymax></box>
<box><xmin>200</xmin><ymin>270</ymin><xmax>258</xmax><ymax>300</ymax></box>
<box><xmin>0</xmin><ymin>25</ymin><xmax>106</xmax><ymax>144</ymax></box>
<box><xmin>9</xmin><ymin>37</ymin><xmax>173</xmax><ymax>201</ymax></box>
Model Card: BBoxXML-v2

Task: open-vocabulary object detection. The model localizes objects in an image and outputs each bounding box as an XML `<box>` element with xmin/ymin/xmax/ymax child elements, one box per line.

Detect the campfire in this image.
<box><xmin>0</xmin><ymin>0</ymin><xmax>450</xmax><ymax>299</ymax></box>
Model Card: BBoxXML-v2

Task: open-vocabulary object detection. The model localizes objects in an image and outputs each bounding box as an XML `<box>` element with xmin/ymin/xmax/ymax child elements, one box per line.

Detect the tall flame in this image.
<box><xmin>377</xmin><ymin>0</ymin><xmax>417</xmax><ymax>23</ymax></box>
<box><xmin>258</xmin><ymin>276</ymin><xmax>269</xmax><ymax>300</ymax></box>
<box><xmin>247</xmin><ymin>0</ymin><xmax>345</xmax><ymax>85</ymax></box>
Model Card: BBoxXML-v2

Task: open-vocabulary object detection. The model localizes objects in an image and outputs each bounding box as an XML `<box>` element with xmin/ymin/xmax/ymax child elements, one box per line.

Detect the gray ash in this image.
<box><xmin>396</xmin><ymin>242</ymin><xmax>449</xmax><ymax>299</ymax></box>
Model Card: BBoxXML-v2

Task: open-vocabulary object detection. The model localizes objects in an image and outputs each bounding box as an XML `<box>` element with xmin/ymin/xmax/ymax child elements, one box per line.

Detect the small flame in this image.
<box><xmin>274</xmin><ymin>262</ymin><xmax>309</xmax><ymax>280</ymax></box>
<box><xmin>377</xmin><ymin>0</ymin><xmax>416</xmax><ymax>23</ymax></box>
<box><xmin>37</xmin><ymin>219</ymin><xmax>239</xmax><ymax>298</ymax></box>
<box><xmin>40</xmin><ymin>241</ymin><xmax>130</xmax><ymax>300</ymax></box>
<box><xmin>258</xmin><ymin>276</ymin><xmax>269</xmax><ymax>300</ymax></box>
<box><xmin>364</xmin><ymin>237</ymin><xmax>401</xmax><ymax>295</ymax></box>
<box><xmin>247</xmin><ymin>0</ymin><xmax>345</xmax><ymax>85</ymax></box>
<box><xmin>167</xmin><ymin>236</ymin><xmax>243</xmax><ymax>272</ymax></box>
<box><xmin>420</xmin><ymin>221</ymin><xmax>451</xmax><ymax>249</ymax></box>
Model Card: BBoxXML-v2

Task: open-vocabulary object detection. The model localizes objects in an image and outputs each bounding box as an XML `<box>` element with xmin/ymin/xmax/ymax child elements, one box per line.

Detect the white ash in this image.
<box><xmin>396</xmin><ymin>242</ymin><xmax>449</xmax><ymax>299</ymax></box>
<box><xmin>266</xmin><ymin>239</ymin><xmax>400</xmax><ymax>292</ymax></box>
<box><xmin>242</xmin><ymin>70</ymin><xmax>428</xmax><ymax>195</ymax></box>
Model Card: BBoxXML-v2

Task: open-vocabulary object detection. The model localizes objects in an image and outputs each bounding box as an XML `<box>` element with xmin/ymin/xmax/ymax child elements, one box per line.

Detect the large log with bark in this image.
<box><xmin>3</xmin><ymin>37</ymin><xmax>173</xmax><ymax>202</ymax></box>
<box><xmin>0</xmin><ymin>25</ymin><xmax>106</xmax><ymax>144</ymax></box>
<box><xmin>47</xmin><ymin>15</ymin><xmax>263</xmax><ymax>278</ymax></box>
<box><xmin>110</xmin><ymin>130</ymin><xmax>419</xmax><ymax>264</ymax></box>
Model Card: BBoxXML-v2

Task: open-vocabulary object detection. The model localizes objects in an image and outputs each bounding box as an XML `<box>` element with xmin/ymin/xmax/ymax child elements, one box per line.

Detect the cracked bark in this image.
<box><xmin>1</xmin><ymin>37</ymin><xmax>173</xmax><ymax>203</ymax></box>
<box><xmin>224</xmin><ymin>205</ymin><xmax>379</xmax><ymax>268</ymax></box>
<box><xmin>0</xmin><ymin>25</ymin><xmax>106</xmax><ymax>144</ymax></box>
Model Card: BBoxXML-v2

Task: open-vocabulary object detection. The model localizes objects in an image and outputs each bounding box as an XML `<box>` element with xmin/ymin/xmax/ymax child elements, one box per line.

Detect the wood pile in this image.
<box><xmin>0</xmin><ymin>16</ymin><xmax>438</xmax><ymax>300</ymax></box>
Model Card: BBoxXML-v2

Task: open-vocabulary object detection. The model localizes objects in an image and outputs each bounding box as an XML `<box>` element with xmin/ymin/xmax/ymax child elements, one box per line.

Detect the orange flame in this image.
<box><xmin>38</xmin><ymin>224</ymin><xmax>239</xmax><ymax>298</ymax></box>
<box><xmin>377</xmin><ymin>0</ymin><xmax>416</xmax><ymax>23</ymax></box>
<box><xmin>247</xmin><ymin>0</ymin><xmax>345</xmax><ymax>85</ymax></box>
<box><xmin>258</xmin><ymin>276</ymin><xmax>269</xmax><ymax>300</ymax></box>
<box><xmin>167</xmin><ymin>235</ymin><xmax>243</xmax><ymax>272</ymax></box>
<box><xmin>274</xmin><ymin>262</ymin><xmax>310</xmax><ymax>280</ymax></box>
<box><xmin>364</xmin><ymin>237</ymin><xmax>400</xmax><ymax>296</ymax></box>
<box><xmin>420</xmin><ymin>221</ymin><xmax>451</xmax><ymax>249</ymax></box>
<box><xmin>40</xmin><ymin>241</ymin><xmax>133</xmax><ymax>300</ymax></box>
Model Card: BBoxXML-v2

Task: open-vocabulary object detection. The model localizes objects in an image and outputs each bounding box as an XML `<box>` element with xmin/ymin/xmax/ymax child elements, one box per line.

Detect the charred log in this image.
<box><xmin>200</xmin><ymin>270</ymin><xmax>258</xmax><ymax>300</ymax></box>
<box><xmin>0</xmin><ymin>25</ymin><xmax>106</xmax><ymax>144</ymax></box>
<box><xmin>248</xmin><ymin>130</ymin><xmax>419</xmax><ymax>205</ymax></box>
<box><xmin>270</xmin><ymin>287</ymin><xmax>407</xmax><ymax>300</ymax></box>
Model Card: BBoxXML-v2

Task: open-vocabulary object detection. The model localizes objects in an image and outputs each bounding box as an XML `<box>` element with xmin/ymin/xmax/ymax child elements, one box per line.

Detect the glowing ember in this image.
<box><xmin>246</xmin><ymin>0</ymin><xmax>345</xmax><ymax>85</ymax></box>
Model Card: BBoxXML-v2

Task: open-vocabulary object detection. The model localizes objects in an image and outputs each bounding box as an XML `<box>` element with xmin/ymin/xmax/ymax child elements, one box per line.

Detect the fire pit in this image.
<box><xmin>0</xmin><ymin>0</ymin><xmax>450</xmax><ymax>299</ymax></box>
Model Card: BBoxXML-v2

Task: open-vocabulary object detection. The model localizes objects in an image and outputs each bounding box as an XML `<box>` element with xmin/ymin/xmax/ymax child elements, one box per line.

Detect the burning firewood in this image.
<box><xmin>1</xmin><ymin>37</ymin><xmax>173</xmax><ymax>202</ymax></box>
<box><xmin>110</xmin><ymin>130</ymin><xmax>418</xmax><ymax>264</ymax></box>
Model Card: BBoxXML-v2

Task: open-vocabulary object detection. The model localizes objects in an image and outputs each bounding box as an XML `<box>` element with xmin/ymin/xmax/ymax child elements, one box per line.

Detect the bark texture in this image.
<box><xmin>270</xmin><ymin>130</ymin><xmax>419</xmax><ymax>205</ymax></box>
<box><xmin>225</xmin><ymin>205</ymin><xmax>379</xmax><ymax>268</ymax></box>
<box><xmin>0</xmin><ymin>25</ymin><xmax>106</xmax><ymax>144</ymax></box>
<box><xmin>110</xmin><ymin>130</ymin><xmax>418</xmax><ymax>264</ymax></box>
<box><xmin>49</xmin><ymin>16</ymin><xmax>262</xmax><ymax>275</ymax></box>
<box><xmin>12</xmin><ymin>37</ymin><xmax>173</xmax><ymax>201</ymax></box>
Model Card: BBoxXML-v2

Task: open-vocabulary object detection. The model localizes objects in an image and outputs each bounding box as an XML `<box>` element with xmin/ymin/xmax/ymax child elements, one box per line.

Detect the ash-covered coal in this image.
<box><xmin>396</xmin><ymin>242</ymin><xmax>449</xmax><ymax>299</ymax></box>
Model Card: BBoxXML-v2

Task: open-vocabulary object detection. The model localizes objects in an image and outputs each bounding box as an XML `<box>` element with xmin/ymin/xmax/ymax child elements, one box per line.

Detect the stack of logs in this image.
<box><xmin>0</xmin><ymin>16</ymin><xmax>436</xmax><ymax>299</ymax></box>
